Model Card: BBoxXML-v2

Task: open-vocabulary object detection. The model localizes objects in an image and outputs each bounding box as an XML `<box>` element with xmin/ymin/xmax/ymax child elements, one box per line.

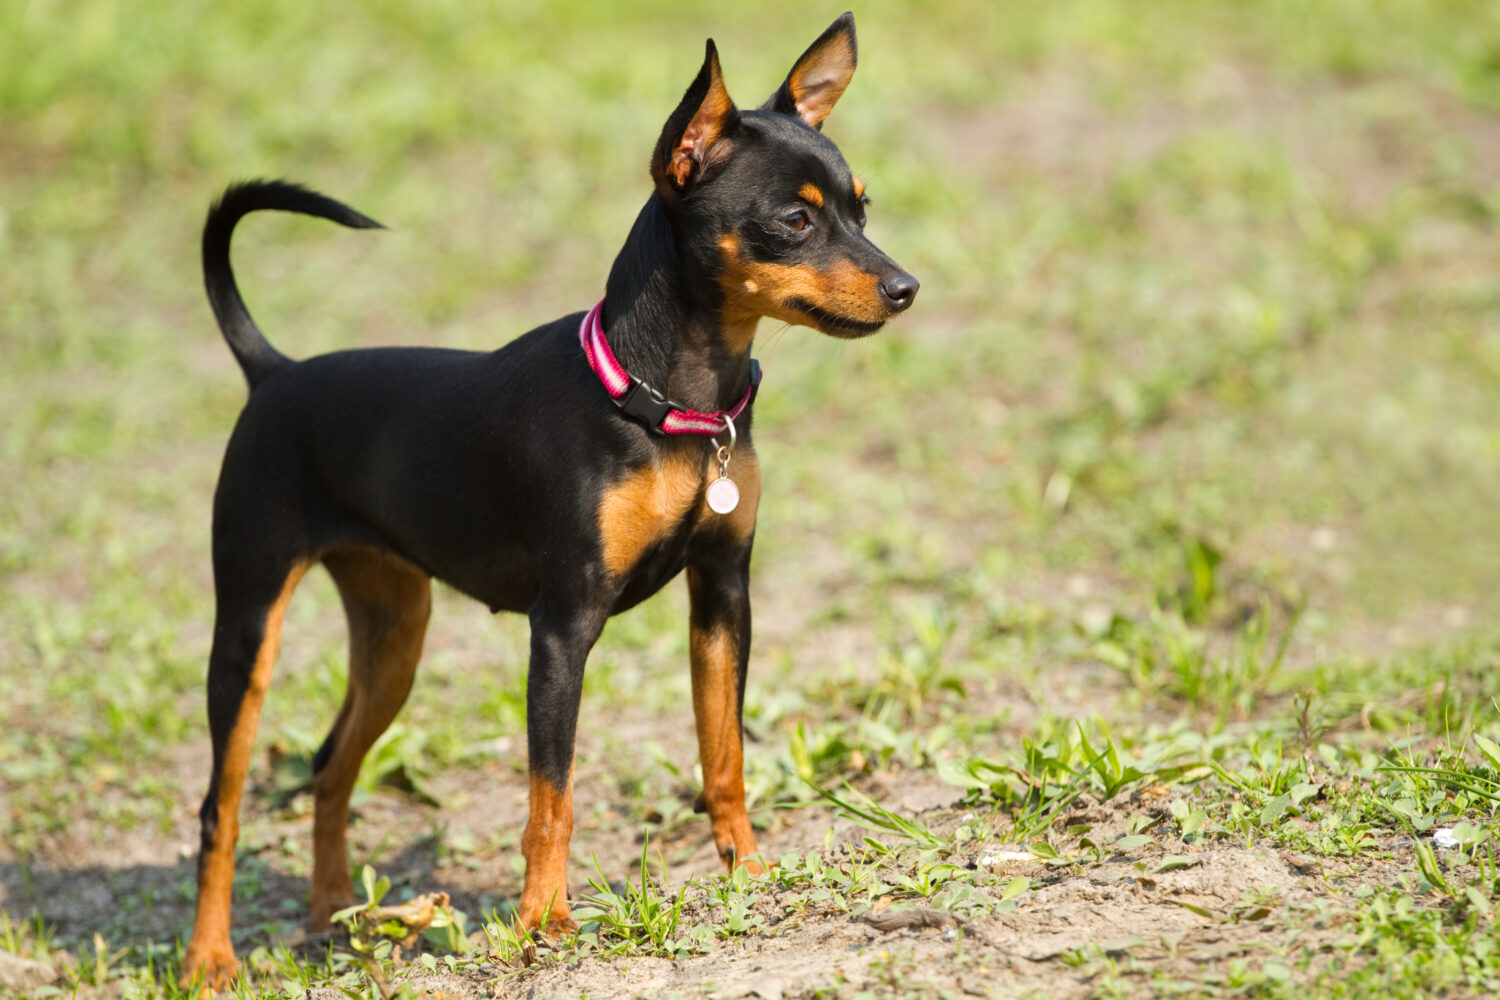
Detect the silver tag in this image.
<box><xmin>706</xmin><ymin>475</ymin><xmax>740</xmax><ymax>514</ymax></box>
<box><xmin>707</xmin><ymin>414</ymin><xmax>739</xmax><ymax>515</ymax></box>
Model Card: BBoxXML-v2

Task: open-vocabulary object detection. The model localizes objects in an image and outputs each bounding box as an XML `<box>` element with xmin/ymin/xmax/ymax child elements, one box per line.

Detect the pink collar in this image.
<box><xmin>579</xmin><ymin>299</ymin><xmax>760</xmax><ymax>435</ymax></box>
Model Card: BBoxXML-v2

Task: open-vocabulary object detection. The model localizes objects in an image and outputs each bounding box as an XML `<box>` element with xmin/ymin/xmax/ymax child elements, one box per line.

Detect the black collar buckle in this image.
<box><xmin>613</xmin><ymin>359</ymin><xmax>762</xmax><ymax>435</ymax></box>
<box><xmin>616</xmin><ymin>378</ymin><xmax>676</xmax><ymax>432</ymax></box>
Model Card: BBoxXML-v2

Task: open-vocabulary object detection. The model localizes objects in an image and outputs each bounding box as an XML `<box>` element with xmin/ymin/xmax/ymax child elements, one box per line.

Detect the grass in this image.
<box><xmin>3</xmin><ymin>0</ymin><xmax>1500</xmax><ymax>997</ymax></box>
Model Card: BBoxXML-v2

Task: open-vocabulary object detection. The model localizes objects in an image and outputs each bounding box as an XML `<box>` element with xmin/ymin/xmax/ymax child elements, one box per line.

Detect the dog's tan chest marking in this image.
<box><xmin>598</xmin><ymin>445</ymin><xmax>761</xmax><ymax>578</ymax></box>
<box><xmin>598</xmin><ymin>451</ymin><xmax>704</xmax><ymax>577</ymax></box>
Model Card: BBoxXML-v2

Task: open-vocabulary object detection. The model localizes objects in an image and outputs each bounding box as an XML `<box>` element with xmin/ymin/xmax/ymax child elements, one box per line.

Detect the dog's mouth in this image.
<box><xmin>788</xmin><ymin>300</ymin><xmax>886</xmax><ymax>339</ymax></box>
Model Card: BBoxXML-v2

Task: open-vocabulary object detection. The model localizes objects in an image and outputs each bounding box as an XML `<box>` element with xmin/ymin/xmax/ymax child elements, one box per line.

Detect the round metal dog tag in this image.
<box><xmin>706</xmin><ymin>476</ymin><xmax>740</xmax><ymax>515</ymax></box>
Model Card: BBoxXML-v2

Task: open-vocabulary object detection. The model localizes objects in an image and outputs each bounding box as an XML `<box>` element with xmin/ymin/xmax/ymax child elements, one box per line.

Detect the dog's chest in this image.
<box><xmin>596</xmin><ymin>450</ymin><xmax>707</xmax><ymax>580</ymax></box>
<box><xmin>595</xmin><ymin>447</ymin><xmax>759</xmax><ymax>592</ymax></box>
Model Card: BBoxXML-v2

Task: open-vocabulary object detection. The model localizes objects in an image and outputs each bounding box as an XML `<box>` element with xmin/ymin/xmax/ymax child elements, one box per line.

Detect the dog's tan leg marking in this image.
<box><xmin>182</xmin><ymin>562</ymin><xmax>307</xmax><ymax>991</ymax></box>
<box><xmin>688</xmin><ymin>572</ymin><xmax>761</xmax><ymax>873</ymax></box>
<box><xmin>517</xmin><ymin>767</ymin><xmax>578</xmax><ymax>932</ymax></box>
<box><xmin>309</xmin><ymin>548</ymin><xmax>431</xmax><ymax>928</ymax></box>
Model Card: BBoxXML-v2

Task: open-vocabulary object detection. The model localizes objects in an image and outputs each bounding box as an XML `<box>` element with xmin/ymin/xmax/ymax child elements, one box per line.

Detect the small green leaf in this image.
<box><xmin>1168</xmin><ymin>900</ymin><xmax>1222</xmax><ymax>920</ymax></box>
<box><xmin>1028</xmin><ymin>840</ymin><xmax>1060</xmax><ymax>860</ymax></box>
<box><xmin>1001</xmin><ymin>876</ymin><xmax>1031</xmax><ymax>901</ymax></box>
<box><xmin>1290</xmin><ymin>782</ymin><xmax>1320</xmax><ymax>806</ymax></box>
<box><xmin>361</xmin><ymin>864</ymin><xmax>378</xmax><ymax>902</ymax></box>
<box><xmin>330</xmin><ymin>902</ymin><xmax>367</xmax><ymax>926</ymax></box>
<box><xmin>1156</xmin><ymin>855</ymin><xmax>1201</xmax><ymax>873</ymax></box>
<box><xmin>935</xmin><ymin>756</ymin><xmax>990</xmax><ymax>791</ymax></box>
<box><xmin>1388</xmin><ymin>797</ymin><xmax>1418</xmax><ymax>818</ymax></box>
<box><xmin>790</xmin><ymin>724</ymin><xmax>812</xmax><ymax>781</ymax></box>
<box><xmin>1451</xmin><ymin>822</ymin><xmax>1487</xmax><ymax>846</ymax></box>
<box><xmin>1413</xmin><ymin>837</ymin><xmax>1450</xmax><ymax>893</ymax></box>
<box><xmin>1260</xmin><ymin>795</ymin><xmax>1290</xmax><ymax>825</ymax></box>
<box><xmin>1474</xmin><ymin>733</ymin><xmax>1500</xmax><ymax>772</ymax></box>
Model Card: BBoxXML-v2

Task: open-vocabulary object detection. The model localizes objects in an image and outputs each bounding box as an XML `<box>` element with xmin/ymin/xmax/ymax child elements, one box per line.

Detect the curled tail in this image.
<box><xmin>203</xmin><ymin>179</ymin><xmax>384</xmax><ymax>389</ymax></box>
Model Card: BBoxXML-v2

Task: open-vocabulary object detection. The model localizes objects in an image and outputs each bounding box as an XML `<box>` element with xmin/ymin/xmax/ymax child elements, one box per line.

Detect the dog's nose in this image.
<box><xmin>879</xmin><ymin>273</ymin><xmax>919</xmax><ymax>312</ymax></box>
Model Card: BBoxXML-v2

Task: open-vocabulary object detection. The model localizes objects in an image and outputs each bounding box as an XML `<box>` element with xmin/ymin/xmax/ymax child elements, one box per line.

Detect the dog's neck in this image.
<box><xmin>601</xmin><ymin>196</ymin><xmax>754</xmax><ymax>415</ymax></box>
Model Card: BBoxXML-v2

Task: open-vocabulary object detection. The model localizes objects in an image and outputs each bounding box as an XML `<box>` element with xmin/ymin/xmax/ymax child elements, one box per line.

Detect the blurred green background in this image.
<box><xmin>1</xmin><ymin>0</ymin><xmax>1499</xmax><ymax>983</ymax></box>
<box><xmin>4</xmin><ymin>0</ymin><xmax>1498</xmax><ymax>633</ymax></box>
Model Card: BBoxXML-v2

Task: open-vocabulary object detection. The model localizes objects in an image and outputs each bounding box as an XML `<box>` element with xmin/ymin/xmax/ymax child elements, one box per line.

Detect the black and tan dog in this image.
<box><xmin>182</xmin><ymin>13</ymin><xmax>916</xmax><ymax>988</ymax></box>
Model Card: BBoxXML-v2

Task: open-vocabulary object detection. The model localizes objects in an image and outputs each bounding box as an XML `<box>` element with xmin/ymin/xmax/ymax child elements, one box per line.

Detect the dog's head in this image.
<box><xmin>651</xmin><ymin>13</ymin><xmax>918</xmax><ymax>347</ymax></box>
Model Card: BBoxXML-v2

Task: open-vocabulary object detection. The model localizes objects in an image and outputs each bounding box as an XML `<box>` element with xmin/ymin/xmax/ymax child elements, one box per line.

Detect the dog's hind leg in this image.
<box><xmin>308</xmin><ymin>547</ymin><xmax>431</xmax><ymax>928</ymax></box>
<box><xmin>182</xmin><ymin>556</ymin><xmax>308</xmax><ymax>990</ymax></box>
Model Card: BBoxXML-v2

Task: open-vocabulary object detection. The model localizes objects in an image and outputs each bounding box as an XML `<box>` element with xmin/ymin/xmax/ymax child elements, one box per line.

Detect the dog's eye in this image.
<box><xmin>783</xmin><ymin>210</ymin><xmax>811</xmax><ymax>232</ymax></box>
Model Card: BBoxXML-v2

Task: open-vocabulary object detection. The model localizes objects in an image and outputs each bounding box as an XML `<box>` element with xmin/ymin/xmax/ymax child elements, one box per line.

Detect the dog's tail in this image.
<box><xmin>203</xmin><ymin>179</ymin><xmax>384</xmax><ymax>389</ymax></box>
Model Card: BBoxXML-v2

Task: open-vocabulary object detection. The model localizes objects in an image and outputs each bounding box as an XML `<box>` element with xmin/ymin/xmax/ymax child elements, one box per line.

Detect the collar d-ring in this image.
<box><xmin>716</xmin><ymin>412</ymin><xmax>737</xmax><ymax>455</ymax></box>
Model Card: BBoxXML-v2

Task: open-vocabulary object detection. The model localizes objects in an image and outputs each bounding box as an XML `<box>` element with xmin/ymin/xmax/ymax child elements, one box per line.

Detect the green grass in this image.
<box><xmin>3</xmin><ymin>1</ymin><xmax>1500</xmax><ymax>997</ymax></box>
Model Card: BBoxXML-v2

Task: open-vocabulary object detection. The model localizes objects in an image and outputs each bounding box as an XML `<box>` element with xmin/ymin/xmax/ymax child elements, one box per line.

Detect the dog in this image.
<box><xmin>181</xmin><ymin>12</ymin><xmax>917</xmax><ymax>988</ymax></box>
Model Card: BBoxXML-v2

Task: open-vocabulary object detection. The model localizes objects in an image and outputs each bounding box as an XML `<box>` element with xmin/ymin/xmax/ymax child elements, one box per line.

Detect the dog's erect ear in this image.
<box><xmin>653</xmin><ymin>40</ymin><xmax>740</xmax><ymax>193</ymax></box>
<box><xmin>762</xmin><ymin>12</ymin><xmax>857</xmax><ymax>130</ymax></box>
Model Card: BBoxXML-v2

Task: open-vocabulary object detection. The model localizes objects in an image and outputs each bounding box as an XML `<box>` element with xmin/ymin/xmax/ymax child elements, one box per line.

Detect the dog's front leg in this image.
<box><xmin>515</xmin><ymin>599</ymin><xmax>603</xmax><ymax>932</ymax></box>
<box><xmin>687</xmin><ymin>557</ymin><xmax>762</xmax><ymax>872</ymax></box>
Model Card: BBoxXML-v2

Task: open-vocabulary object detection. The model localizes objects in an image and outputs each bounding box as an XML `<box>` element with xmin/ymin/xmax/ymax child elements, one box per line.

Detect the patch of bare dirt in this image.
<box><xmin>229</xmin><ymin>781</ymin><xmax>1396</xmax><ymax>1000</ymax></box>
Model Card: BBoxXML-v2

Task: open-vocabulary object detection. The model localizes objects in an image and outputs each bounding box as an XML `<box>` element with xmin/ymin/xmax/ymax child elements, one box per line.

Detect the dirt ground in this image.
<box><xmin>2</xmin><ymin>755</ymin><xmax>1381</xmax><ymax>999</ymax></box>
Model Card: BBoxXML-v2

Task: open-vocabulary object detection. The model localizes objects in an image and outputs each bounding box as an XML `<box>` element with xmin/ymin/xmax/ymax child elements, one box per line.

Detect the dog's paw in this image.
<box><xmin>737</xmin><ymin>855</ymin><xmax>770</xmax><ymax>875</ymax></box>
<box><xmin>515</xmin><ymin>900</ymin><xmax>578</xmax><ymax>937</ymax></box>
<box><xmin>308</xmin><ymin>895</ymin><xmax>360</xmax><ymax>932</ymax></box>
<box><xmin>179</xmin><ymin>940</ymin><xmax>238</xmax><ymax>994</ymax></box>
<box><xmin>718</xmin><ymin>839</ymin><xmax>770</xmax><ymax>875</ymax></box>
<box><xmin>542</xmin><ymin>915</ymin><xmax>581</xmax><ymax>936</ymax></box>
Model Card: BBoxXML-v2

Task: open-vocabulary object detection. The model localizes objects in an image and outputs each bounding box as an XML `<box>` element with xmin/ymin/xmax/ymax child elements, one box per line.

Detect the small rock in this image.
<box><xmin>979</xmin><ymin>851</ymin><xmax>1037</xmax><ymax>867</ymax></box>
<box><xmin>1432</xmin><ymin>828</ymin><xmax>1461</xmax><ymax>851</ymax></box>
<box><xmin>1284</xmin><ymin>854</ymin><xmax>1319</xmax><ymax>875</ymax></box>
<box><xmin>0</xmin><ymin>950</ymin><xmax>58</xmax><ymax>991</ymax></box>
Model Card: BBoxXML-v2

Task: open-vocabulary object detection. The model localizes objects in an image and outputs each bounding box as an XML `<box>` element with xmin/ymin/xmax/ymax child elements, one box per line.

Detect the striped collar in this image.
<box><xmin>579</xmin><ymin>299</ymin><xmax>760</xmax><ymax>436</ymax></box>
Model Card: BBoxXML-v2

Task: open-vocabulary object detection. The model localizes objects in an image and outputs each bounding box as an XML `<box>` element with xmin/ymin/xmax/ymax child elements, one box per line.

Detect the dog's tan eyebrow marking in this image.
<box><xmin>797</xmin><ymin>182</ymin><xmax>824</xmax><ymax>208</ymax></box>
<box><xmin>852</xmin><ymin>176</ymin><xmax>865</xmax><ymax>200</ymax></box>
